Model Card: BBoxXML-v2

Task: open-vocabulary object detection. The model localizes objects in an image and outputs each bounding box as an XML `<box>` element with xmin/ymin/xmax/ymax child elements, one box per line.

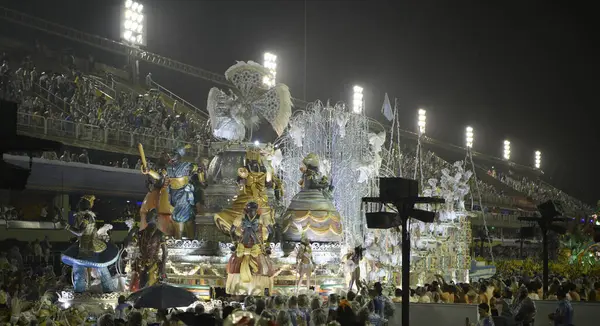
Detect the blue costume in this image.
<box><xmin>61</xmin><ymin>195</ymin><xmax>118</xmax><ymax>293</ymax></box>
<box><xmin>165</xmin><ymin>145</ymin><xmax>197</xmax><ymax>238</ymax></box>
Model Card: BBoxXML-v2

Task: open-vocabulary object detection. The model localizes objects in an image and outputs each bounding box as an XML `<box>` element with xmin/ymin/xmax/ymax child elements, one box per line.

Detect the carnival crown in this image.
<box><xmin>245</xmin><ymin>148</ymin><xmax>262</xmax><ymax>163</ymax></box>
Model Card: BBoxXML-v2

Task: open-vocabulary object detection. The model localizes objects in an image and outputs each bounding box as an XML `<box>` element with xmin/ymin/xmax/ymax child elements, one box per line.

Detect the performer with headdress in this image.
<box><xmin>61</xmin><ymin>195</ymin><xmax>119</xmax><ymax>293</ymax></box>
<box><xmin>282</xmin><ymin>153</ymin><xmax>342</xmax><ymax>242</ymax></box>
<box><xmin>344</xmin><ymin>245</ymin><xmax>366</xmax><ymax>292</ymax></box>
<box><xmin>139</xmin><ymin>151</ymin><xmax>172</xmax><ymax>234</ymax></box>
<box><xmin>139</xmin><ymin>144</ymin><xmax>198</xmax><ymax>239</ymax></box>
<box><xmin>215</xmin><ymin>148</ymin><xmax>274</xmax><ymax>234</ymax></box>
<box><xmin>294</xmin><ymin>223</ymin><xmax>314</xmax><ymax>293</ymax></box>
<box><xmin>125</xmin><ymin>209</ymin><xmax>167</xmax><ymax>291</ymax></box>
<box><xmin>225</xmin><ymin>201</ymin><xmax>274</xmax><ymax>295</ymax></box>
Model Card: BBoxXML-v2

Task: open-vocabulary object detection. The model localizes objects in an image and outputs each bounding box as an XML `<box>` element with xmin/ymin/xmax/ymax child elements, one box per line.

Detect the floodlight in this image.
<box><xmin>535</xmin><ymin>150</ymin><xmax>541</xmax><ymax>169</ymax></box>
<box><xmin>465</xmin><ymin>126</ymin><xmax>474</xmax><ymax>148</ymax></box>
<box><xmin>352</xmin><ymin>85</ymin><xmax>364</xmax><ymax>113</ymax></box>
<box><xmin>254</xmin><ymin>140</ymin><xmax>260</xmax><ymax>146</ymax></box>
<box><xmin>262</xmin><ymin>52</ymin><xmax>277</xmax><ymax>88</ymax></box>
<box><xmin>122</xmin><ymin>1</ymin><xmax>145</xmax><ymax>46</ymax></box>
<box><xmin>417</xmin><ymin>109</ymin><xmax>426</xmax><ymax>135</ymax></box>
<box><xmin>503</xmin><ymin>140</ymin><xmax>511</xmax><ymax>160</ymax></box>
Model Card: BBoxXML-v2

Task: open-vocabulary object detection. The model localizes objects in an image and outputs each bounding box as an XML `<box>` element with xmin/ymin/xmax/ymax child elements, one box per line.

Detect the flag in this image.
<box><xmin>381</xmin><ymin>93</ymin><xmax>393</xmax><ymax>121</ymax></box>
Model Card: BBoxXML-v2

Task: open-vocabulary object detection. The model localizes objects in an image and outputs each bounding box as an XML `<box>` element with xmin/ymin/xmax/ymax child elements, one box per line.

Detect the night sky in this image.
<box><xmin>4</xmin><ymin>0</ymin><xmax>599</xmax><ymax>205</ymax></box>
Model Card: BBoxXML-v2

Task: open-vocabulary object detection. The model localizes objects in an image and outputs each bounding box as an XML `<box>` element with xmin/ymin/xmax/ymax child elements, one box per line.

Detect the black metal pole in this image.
<box><xmin>402</xmin><ymin>215</ymin><xmax>410</xmax><ymax>326</ymax></box>
<box><xmin>542</xmin><ymin>228</ymin><xmax>549</xmax><ymax>299</ymax></box>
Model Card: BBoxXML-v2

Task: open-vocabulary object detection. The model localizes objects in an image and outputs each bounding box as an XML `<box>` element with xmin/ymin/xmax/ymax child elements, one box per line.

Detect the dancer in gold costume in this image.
<box><xmin>226</xmin><ymin>201</ymin><xmax>274</xmax><ymax>295</ymax></box>
<box><xmin>282</xmin><ymin>153</ymin><xmax>342</xmax><ymax>242</ymax></box>
<box><xmin>214</xmin><ymin>148</ymin><xmax>274</xmax><ymax>234</ymax></box>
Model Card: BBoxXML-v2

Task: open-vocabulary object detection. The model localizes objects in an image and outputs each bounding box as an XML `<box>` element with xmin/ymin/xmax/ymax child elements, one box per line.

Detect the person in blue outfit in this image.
<box><xmin>61</xmin><ymin>195</ymin><xmax>118</xmax><ymax>293</ymax></box>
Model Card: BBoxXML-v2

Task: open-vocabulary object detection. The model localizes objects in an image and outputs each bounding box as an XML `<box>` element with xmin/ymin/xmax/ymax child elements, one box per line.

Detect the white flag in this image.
<box><xmin>381</xmin><ymin>93</ymin><xmax>393</xmax><ymax>121</ymax></box>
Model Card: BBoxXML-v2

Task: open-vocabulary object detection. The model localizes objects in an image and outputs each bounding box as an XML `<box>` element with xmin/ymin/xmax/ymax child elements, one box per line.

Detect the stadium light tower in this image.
<box><xmin>417</xmin><ymin>109</ymin><xmax>426</xmax><ymax>135</ymax></box>
<box><xmin>352</xmin><ymin>85</ymin><xmax>364</xmax><ymax>114</ymax></box>
<box><xmin>535</xmin><ymin>150</ymin><xmax>542</xmax><ymax>169</ymax></box>
<box><xmin>262</xmin><ymin>52</ymin><xmax>277</xmax><ymax>87</ymax></box>
<box><xmin>503</xmin><ymin>140</ymin><xmax>511</xmax><ymax>160</ymax></box>
<box><xmin>122</xmin><ymin>0</ymin><xmax>145</xmax><ymax>46</ymax></box>
<box><xmin>465</xmin><ymin>126</ymin><xmax>474</xmax><ymax>149</ymax></box>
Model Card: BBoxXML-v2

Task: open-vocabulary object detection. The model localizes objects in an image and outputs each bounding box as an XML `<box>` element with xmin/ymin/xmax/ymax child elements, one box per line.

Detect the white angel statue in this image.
<box><xmin>207</xmin><ymin>61</ymin><xmax>293</xmax><ymax>141</ymax></box>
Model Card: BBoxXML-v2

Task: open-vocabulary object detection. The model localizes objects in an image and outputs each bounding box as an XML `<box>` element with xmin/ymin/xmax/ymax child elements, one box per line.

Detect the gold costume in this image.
<box><xmin>214</xmin><ymin>149</ymin><xmax>274</xmax><ymax>234</ymax></box>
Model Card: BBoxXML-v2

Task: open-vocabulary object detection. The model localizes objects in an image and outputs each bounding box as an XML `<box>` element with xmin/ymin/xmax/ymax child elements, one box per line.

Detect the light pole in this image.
<box><xmin>121</xmin><ymin>0</ymin><xmax>145</xmax><ymax>84</ymax></box>
<box><xmin>352</xmin><ymin>85</ymin><xmax>364</xmax><ymax>114</ymax></box>
<box><xmin>263</xmin><ymin>52</ymin><xmax>277</xmax><ymax>87</ymax></box>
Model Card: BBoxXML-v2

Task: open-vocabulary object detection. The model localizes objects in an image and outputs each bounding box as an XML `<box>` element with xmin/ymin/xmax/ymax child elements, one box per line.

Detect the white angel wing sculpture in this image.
<box><xmin>206</xmin><ymin>61</ymin><xmax>293</xmax><ymax>141</ymax></box>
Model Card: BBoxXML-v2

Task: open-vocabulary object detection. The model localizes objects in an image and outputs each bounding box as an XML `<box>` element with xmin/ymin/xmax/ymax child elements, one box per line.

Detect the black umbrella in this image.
<box><xmin>126</xmin><ymin>283</ymin><xmax>198</xmax><ymax>309</ymax></box>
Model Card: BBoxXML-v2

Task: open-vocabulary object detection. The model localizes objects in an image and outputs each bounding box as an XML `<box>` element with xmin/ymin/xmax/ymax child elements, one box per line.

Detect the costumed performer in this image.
<box><xmin>124</xmin><ymin>209</ymin><xmax>167</xmax><ymax>291</ymax></box>
<box><xmin>61</xmin><ymin>195</ymin><xmax>119</xmax><ymax>293</ymax></box>
<box><xmin>282</xmin><ymin>153</ymin><xmax>342</xmax><ymax>242</ymax></box>
<box><xmin>140</xmin><ymin>143</ymin><xmax>199</xmax><ymax>239</ymax></box>
<box><xmin>226</xmin><ymin>201</ymin><xmax>274</xmax><ymax>296</ymax></box>
<box><xmin>344</xmin><ymin>245</ymin><xmax>366</xmax><ymax>292</ymax></box>
<box><xmin>215</xmin><ymin>148</ymin><xmax>274</xmax><ymax>234</ymax></box>
<box><xmin>295</xmin><ymin>224</ymin><xmax>314</xmax><ymax>294</ymax></box>
<box><xmin>139</xmin><ymin>150</ymin><xmax>173</xmax><ymax>235</ymax></box>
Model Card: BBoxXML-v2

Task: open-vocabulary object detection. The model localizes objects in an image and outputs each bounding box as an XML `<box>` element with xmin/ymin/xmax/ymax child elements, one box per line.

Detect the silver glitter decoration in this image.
<box><xmin>276</xmin><ymin>101</ymin><xmax>373</xmax><ymax>247</ymax></box>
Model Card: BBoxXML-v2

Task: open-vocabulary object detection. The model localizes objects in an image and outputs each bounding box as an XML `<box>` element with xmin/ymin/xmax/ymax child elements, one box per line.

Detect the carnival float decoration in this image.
<box><xmin>225</xmin><ymin>201</ymin><xmax>274</xmax><ymax>295</ymax></box>
<box><xmin>214</xmin><ymin>148</ymin><xmax>275</xmax><ymax>235</ymax></box>
<box><xmin>206</xmin><ymin>61</ymin><xmax>292</xmax><ymax>141</ymax></box>
<box><xmin>139</xmin><ymin>144</ymin><xmax>200</xmax><ymax>239</ymax></box>
<box><xmin>277</xmin><ymin>101</ymin><xmax>376</xmax><ymax>248</ymax></box>
<box><xmin>280</xmin><ymin>153</ymin><xmax>342</xmax><ymax>242</ymax></box>
<box><xmin>61</xmin><ymin>195</ymin><xmax>119</xmax><ymax>293</ymax></box>
<box><xmin>204</xmin><ymin>60</ymin><xmax>292</xmax><ymax>237</ymax></box>
<box><xmin>413</xmin><ymin>161</ymin><xmax>473</xmax><ymax>283</ymax></box>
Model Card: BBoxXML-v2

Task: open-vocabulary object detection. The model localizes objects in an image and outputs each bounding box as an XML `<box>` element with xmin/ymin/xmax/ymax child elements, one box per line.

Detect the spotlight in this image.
<box><xmin>417</xmin><ymin>109</ymin><xmax>426</xmax><ymax>135</ymax></box>
<box><xmin>535</xmin><ymin>150</ymin><xmax>541</xmax><ymax>169</ymax></box>
<box><xmin>352</xmin><ymin>85</ymin><xmax>364</xmax><ymax>114</ymax></box>
<box><xmin>262</xmin><ymin>52</ymin><xmax>277</xmax><ymax>87</ymax></box>
<box><xmin>503</xmin><ymin>140</ymin><xmax>511</xmax><ymax>160</ymax></box>
<box><xmin>254</xmin><ymin>140</ymin><xmax>260</xmax><ymax>146</ymax></box>
<box><xmin>122</xmin><ymin>1</ymin><xmax>145</xmax><ymax>46</ymax></box>
<box><xmin>465</xmin><ymin>126</ymin><xmax>474</xmax><ymax>148</ymax></box>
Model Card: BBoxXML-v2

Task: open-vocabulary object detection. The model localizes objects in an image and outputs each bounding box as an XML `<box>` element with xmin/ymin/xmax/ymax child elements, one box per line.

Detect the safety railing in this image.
<box><xmin>17</xmin><ymin>112</ymin><xmax>205</xmax><ymax>158</ymax></box>
<box><xmin>149</xmin><ymin>79</ymin><xmax>208</xmax><ymax>118</ymax></box>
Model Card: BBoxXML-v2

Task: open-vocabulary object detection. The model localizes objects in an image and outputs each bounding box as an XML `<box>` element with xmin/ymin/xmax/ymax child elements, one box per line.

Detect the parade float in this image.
<box><xmin>58</xmin><ymin>59</ymin><xmax>476</xmax><ymax>304</ymax></box>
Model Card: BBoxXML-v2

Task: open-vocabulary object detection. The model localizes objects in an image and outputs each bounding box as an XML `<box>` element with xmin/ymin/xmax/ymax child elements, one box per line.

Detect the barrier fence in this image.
<box><xmin>16</xmin><ymin>111</ymin><xmax>204</xmax><ymax>158</ymax></box>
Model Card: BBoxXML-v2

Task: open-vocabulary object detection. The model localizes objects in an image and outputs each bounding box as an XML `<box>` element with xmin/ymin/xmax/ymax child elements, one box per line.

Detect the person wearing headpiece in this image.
<box><xmin>215</xmin><ymin>148</ymin><xmax>273</xmax><ymax>234</ymax></box>
<box><xmin>126</xmin><ymin>209</ymin><xmax>168</xmax><ymax>291</ymax></box>
<box><xmin>295</xmin><ymin>225</ymin><xmax>314</xmax><ymax>293</ymax></box>
<box><xmin>140</xmin><ymin>144</ymin><xmax>198</xmax><ymax>239</ymax></box>
<box><xmin>225</xmin><ymin>201</ymin><xmax>274</xmax><ymax>295</ymax></box>
<box><xmin>61</xmin><ymin>195</ymin><xmax>119</xmax><ymax>293</ymax></box>
<box><xmin>281</xmin><ymin>153</ymin><xmax>342</xmax><ymax>242</ymax></box>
